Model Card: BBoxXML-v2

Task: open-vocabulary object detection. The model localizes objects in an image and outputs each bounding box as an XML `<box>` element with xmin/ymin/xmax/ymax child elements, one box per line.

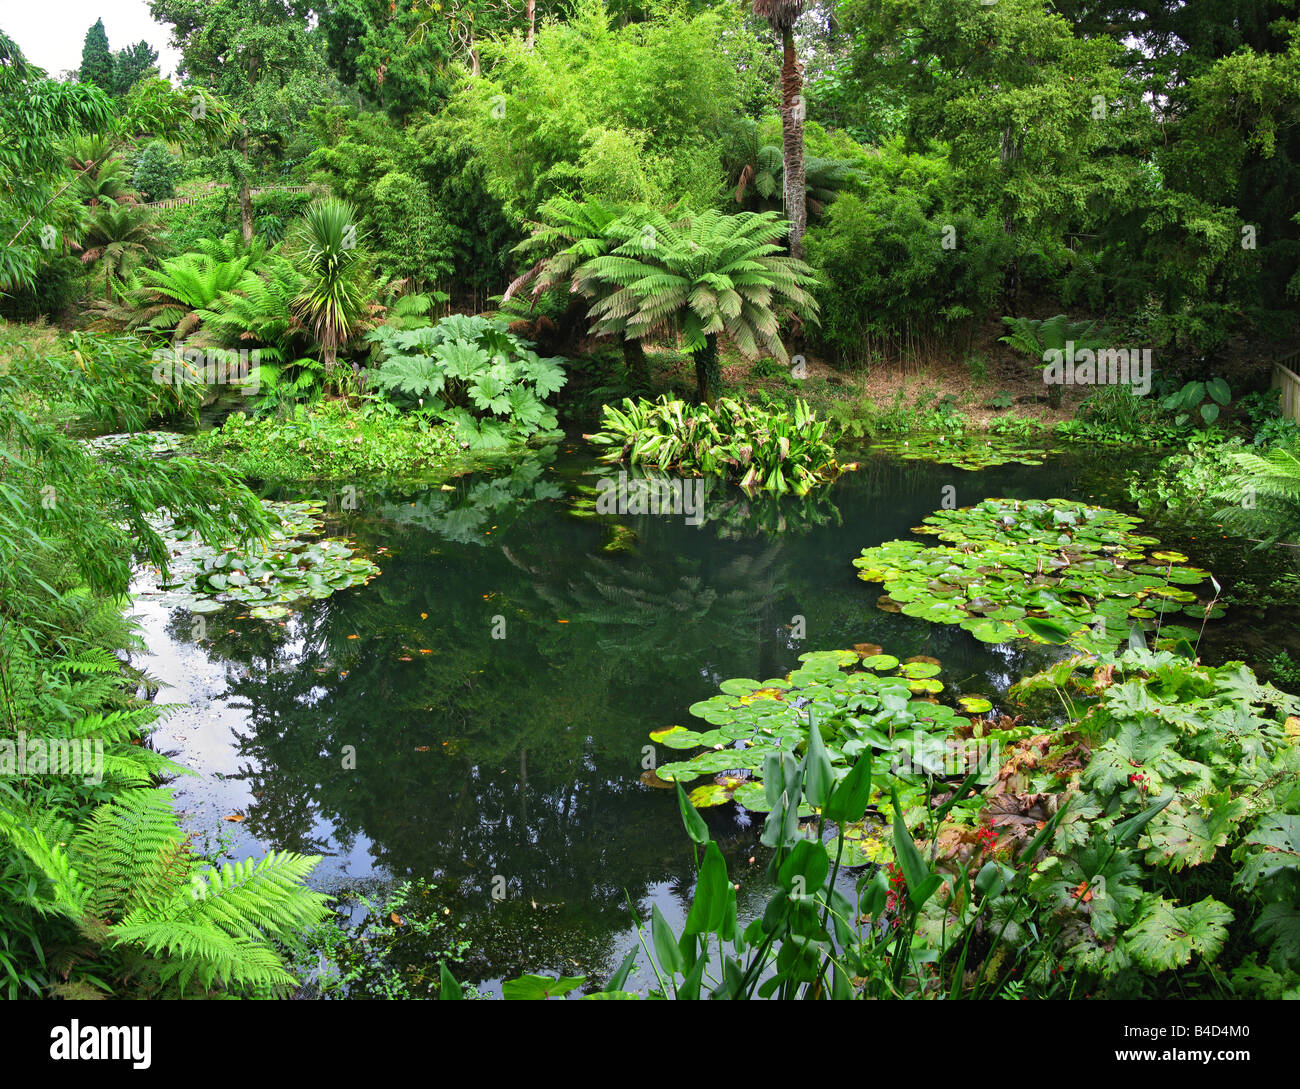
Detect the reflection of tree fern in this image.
<box><xmin>514</xmin><ymin>544</ymin><xmax>785</xmax><ymax>668</ymax></box>
<box><xmin>1212</xmin><ymin>443</ymin><xmax>1300</xmax><ymax>546</ymax></box>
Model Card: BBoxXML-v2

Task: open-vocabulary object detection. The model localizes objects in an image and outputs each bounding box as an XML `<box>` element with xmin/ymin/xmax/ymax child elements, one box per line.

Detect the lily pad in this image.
<box><xmin>853</xmin><ymin>498</ymin><xmax>1223</xmax><ymax>655</ymax></box>
<box><xmin>862</xmin><ymin>654</ymin><xmax>900</xmax><ymax>671</ymax></box>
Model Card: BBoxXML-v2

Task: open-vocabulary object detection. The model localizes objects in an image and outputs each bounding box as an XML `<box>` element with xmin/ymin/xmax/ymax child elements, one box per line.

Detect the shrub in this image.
<box><xmin>131</xmin><ymin>140</ymin><xmax>182</xmax><ymax>203</ymax></box>
<box><xmin>368</xmin><ymin>313</ymin><xmax>567</xmax><ymax>451</ymax></box>
<box><xmin>588</xmin><ymin>395</ymin><xmax>843</xmax><ymax>496</ymax></box>
<box><xmin>805</xmin><ymin>192</ymin><xmax>1006</xmax><ymax>367</ymax></box>
<box><xmin>192</xmin><ymin>400</ymin><xmax>465</xmax><ymax>482</ymax></box>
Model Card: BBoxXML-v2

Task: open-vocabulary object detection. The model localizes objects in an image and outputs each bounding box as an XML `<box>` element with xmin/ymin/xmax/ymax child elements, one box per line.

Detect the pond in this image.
<box><xmin>126</xmin><ymin>437</ymin><xmax>1291</xmax><ymax>994</ymax></box>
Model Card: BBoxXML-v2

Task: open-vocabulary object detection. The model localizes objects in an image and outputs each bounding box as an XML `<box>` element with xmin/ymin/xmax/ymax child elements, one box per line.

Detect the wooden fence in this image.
<box><xmin>141</xmin><ymin>185</ymin><xmax>316</xmax><ymax>211</ymax></box>
<box><xmin>1273</xmin><ymin>351</ymin><xmax>1300</xmax><ymax>423</ymax></box>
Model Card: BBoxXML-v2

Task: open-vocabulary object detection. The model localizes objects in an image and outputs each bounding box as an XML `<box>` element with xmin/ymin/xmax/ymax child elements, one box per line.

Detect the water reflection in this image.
<box><xmin>141</xmin><ymin>441</ymin><xmax>1153</xmax><ymax>985</ymax></box>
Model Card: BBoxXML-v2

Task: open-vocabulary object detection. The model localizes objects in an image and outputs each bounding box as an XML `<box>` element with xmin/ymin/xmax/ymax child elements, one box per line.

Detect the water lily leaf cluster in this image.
<box><xmin>84</xmin><ymin>431</ymin><xmax>190</xmax><ymax>457</ymax></box>
<box><xmin>587</xmin><ymin>395</ymin><xmax>844</xmax><ymax>496</ymax></box>
<box><xmin>649</xmin><ymin>649</ymin><xmax>1009</xmax><ymax>847</ymax></box>
<box><xmin>854</xmin><ymin>498</ymin><xmax>1220</xmax><ymax>654</ymax></box>
<box><xmin>870</xmin><ymin>434</ymin><xmax>1056</xmax><ymax>471</ymax></box>
<box><xmin>140</xmin><ymin>499</ymin><xmax>379</xmax><ymax>616</ymax></box>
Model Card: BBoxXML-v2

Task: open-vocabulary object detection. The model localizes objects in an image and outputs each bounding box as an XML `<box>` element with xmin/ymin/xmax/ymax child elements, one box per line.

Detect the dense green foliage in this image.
<box><xmin>194</xmin><ymin>400</ymin><xmax>466</xmax><ymax>481</ymax></box>
<box><xmin>2</xmin><ymin>0</ymin><xmax>1299</xmax><ymax>1008</ymax></box>
<box><xmin>590</xmin><ymin>395</ymin><xmax>841</xmax><ymax>495</ymax></box>
<box><xmin>368</xmin><ymin>311</ymin><xmax>567</xmax><ymax>449</ymax></box>
<box><xmin>0</xmin><ymin>342</ymin><xmax>329</xmax><ymax>996</ymax></box>
<box><xmin>504</xmin><ymin>645</ymin><xmax>1300</xmax><ymax>998</ymax></box>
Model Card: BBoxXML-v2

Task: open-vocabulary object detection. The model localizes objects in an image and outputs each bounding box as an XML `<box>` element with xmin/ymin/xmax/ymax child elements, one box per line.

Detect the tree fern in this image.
<box><xmin>576</xmin><ymin>208</ymin><xmax>819</xmax><ymax>404</ymax></box>
<box><xmin>1212</xmin><ymin>442</ymin><xmax>1300</xmax><ymax>546</ymax></box>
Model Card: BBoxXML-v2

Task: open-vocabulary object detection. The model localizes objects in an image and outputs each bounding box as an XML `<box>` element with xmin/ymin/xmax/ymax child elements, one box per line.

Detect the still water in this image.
<box><xmin>127</xmin><ymin>438</ymin><xmax>1270</xmax><ymax>993</ymax></box>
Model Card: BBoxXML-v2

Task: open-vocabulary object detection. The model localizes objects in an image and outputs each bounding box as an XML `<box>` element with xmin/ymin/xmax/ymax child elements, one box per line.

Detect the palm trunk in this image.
<box><xmin>622</xmin><ymin>337</ymin><xmax>647</xmax><ymax>386</ymax></box>
<box><xmin>779</xmin><ymin>26</ymin><xmax>807</xmax><ymax>260</ymax></box>
<box><xmin>693</xmin><ymin>334</ymin><xmax>719</xmax><ymax>407</ymax></box>
<box><xmin>238</xmin><ymin>129</ymin><xmax>253</xmax><ymax>244</ymax></box>
<box><xmin>1000</xmin><ymin>124</ymin><xmax>1021</xmax><ymax>312</ymax></box>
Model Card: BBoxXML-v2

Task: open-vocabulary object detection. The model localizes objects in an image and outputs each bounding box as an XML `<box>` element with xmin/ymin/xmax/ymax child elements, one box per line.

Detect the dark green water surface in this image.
<box><xmin>129</xmin><ymin>438</ymin><xmax>1295</xmax><ymax>993</ymax></box>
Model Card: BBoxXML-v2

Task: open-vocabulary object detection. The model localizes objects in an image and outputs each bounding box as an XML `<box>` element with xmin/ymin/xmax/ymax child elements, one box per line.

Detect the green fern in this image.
<box><xmin>575</xmin><ymin>208</ymin><xmax>820</xmax><ymax>404</ymax></box>
<box><xmin>1211</xmin><ymin>442</ymin><xmax>1300</xmax><ymax>545</ymax></box>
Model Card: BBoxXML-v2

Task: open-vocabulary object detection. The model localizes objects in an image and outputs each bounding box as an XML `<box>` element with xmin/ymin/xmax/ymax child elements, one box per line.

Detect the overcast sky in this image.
<box><xmin>5</xmin><ymin>1</ymin><xmax>183</xmax><ymax>80</ymax></box>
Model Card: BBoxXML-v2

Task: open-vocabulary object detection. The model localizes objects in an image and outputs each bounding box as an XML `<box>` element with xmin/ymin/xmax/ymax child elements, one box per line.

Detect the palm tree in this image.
<box><xmin>290</xmin><ymin>198</ymin><xmax>372</xmax><ymax>379</ymax></box>
<box><xmin>729</xmin><ymin>118</ymin><xmax>861</xmax><ymax>217</ymax></box>
<box><xmin>78</xmin><ymin>204</ymin><xmax>161</xmax><ymax>301</ymax></box>
<box><xmin>575</xmin><ymin>209</ymin><xmax>819</xmax><ymax>406</ymax></box>
<box><xmin>753</xmin><ymin>0</ymin><xmax>808</xmax><ymax>259</ymax></box>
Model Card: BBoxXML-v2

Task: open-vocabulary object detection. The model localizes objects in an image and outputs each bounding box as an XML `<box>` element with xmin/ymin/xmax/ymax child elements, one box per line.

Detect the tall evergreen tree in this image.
<box><xmin>110</xmin><ymin>41</ymin><xmax>159</xmax><ymax>95</ymax></box>
<box><xmin>78</xmin><ymin>19</ymin><xmax>113</xmax><ymax>88</ymax></box>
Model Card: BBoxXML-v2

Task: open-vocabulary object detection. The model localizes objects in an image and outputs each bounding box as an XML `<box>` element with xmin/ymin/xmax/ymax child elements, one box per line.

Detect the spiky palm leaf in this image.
<box><xmin>290</xmin><ymin>197</ymin><xmax>371</xmax><ymax>372</ymax></box>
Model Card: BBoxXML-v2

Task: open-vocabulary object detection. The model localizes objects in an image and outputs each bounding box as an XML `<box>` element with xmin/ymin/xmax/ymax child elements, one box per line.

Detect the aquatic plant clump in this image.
<box><xmin>139</xmin><ymin>499</ymin><xmax>380</xmax><ymax>618</ymax></box>
<box><xmin>587</xmin><ymin>395</ymin><xmax>845</xmax><ymax>496</ymax></box>
<box><xmin>854</xmin><ymin>498</ymin><xmax>1221</xmax><ymax>655</ymax></box>
<box><xmin>870</xmin><ymin>434</ymin><xmax>1056</xmax><ymax>471</ymax></box>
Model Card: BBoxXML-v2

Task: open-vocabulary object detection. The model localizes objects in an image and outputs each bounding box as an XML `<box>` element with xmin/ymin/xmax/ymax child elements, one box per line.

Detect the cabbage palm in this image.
<box><xmin>290</xmin><ymin>197</ymin><xmax>372</xmax><ymax>378</ymax></box>
<box><xmin>575</xmin><ymin>209</ymin><xmax>819</xmax><ymax>406</ymax></box>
